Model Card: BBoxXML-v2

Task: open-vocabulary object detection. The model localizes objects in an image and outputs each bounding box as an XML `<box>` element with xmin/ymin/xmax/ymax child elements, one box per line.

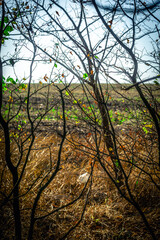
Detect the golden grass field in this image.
<box><xmin>0</xmin><ymin>83</ymin><xmax>160</xmax><ymax>239</ymax></box>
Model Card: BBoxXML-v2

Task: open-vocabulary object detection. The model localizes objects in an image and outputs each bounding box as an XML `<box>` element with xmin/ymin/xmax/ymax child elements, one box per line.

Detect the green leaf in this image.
<box><xmin>65</xmin><ymin>91</ymin><xmax>69</xmax><ymax>96</ymax></box>
<box><xmin>3</xmin><ymin>87</ymin><xmax>7</xmax><ymax>91</ymax></box>
<box><xmin>154</xmin><ymin>80</ymin><xmax>159</xmax><ymax>85</ymax></box>
<box><xmin>3</xmin><ymin>29</ymin><xmax>10</xmax><ymax>36</ymax></box>
<box><xmin>52</xmin><ymin>108</ymin><xmax>56</xmax><ymax>113</ymax></box>
<box><xmin>83</xmin><ymin>73</ymin><xmax>88</xmax><ymax>79</ymax></box>
<box><xmin>4</xmin><ymin>17</ymin><xmax>9</xmax><ymax>23</ymax></box>
<box><xmin>9</xmin><ymin>59</ymin><xmax>15</xmax><ymax>66</ymax></box>
<box><xmin>6</xmin><ymin>77</ymin><xmax>12</xmax><ymax>82</ymax></box>
<box><xmin>19</xmin><ymin>83</ymin><xmax>26</xmax><ymax>89</ymax></box>
<box><xmin>5</xmin><ymin>110</ymin><xmax>9</xmax><ymax>115</ymax></box>
<box><xmin>95</xmin><ymin>55</ymin><xmax>98</xmax><ymax>59</ymax></box>
<box><xmin>54</xmin><ymin>63</ymin><xmax>57</xmax><ymax>68</ymax></box>
<box><xmin>115</xmin><ymin>160</ymin><xmax>119</xmax><ymax>168</ymax></box>
<box><xmin>5</xmin><ymin>25</ymin><xmax>13</xmax><ymax>32</ymax></box>
<box><xmin>142</xmin><ymin>127</ymin><xmax>149</xmax><ymax>134</ymax></box>
<box><xmin>12</xmin><ymin>79</ymin><xmax>16</xmax><ymax>84</ymax></box>
<box><xmin>7</xmin><ymin>77</ymin><xmax>16</xmax><ymax>84</ymax></box>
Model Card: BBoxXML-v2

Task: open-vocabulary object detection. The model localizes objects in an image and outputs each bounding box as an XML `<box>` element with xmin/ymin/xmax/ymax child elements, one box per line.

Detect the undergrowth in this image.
<box><xmin>0</xmin><ymin>128</ymin><xmax>160</xmax><ymax>240</ymax></box>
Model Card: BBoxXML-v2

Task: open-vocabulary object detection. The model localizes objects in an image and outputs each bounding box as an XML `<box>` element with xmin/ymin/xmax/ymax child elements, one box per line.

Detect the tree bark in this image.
<box><xmin>93</xmin><ymin>83</ymin><xmax>123</xmax><ymax>186</ymax></box>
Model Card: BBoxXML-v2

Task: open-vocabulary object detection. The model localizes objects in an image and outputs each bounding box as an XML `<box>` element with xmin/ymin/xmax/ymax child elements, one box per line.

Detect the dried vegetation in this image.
<box><xmin>0</xmin><ymin>123</ymin><xmax>160</xmax><ymax>239</ymax></box>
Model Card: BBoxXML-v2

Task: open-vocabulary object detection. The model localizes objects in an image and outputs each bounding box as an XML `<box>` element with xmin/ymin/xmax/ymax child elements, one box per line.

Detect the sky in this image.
<box><xmin>1</xmin><ymin>0</ymin><xmax>160</xmax><ymax>84</ymax></box>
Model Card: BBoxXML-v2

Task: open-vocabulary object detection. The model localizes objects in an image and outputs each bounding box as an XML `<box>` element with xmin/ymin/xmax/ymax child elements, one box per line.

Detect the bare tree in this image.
<box><xmin>0</xmin><ymin>0</ymin><xmax>160</xmax><ymax>239</ymax></box>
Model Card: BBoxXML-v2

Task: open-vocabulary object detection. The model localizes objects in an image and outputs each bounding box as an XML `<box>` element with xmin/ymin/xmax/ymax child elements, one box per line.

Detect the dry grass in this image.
<box><xmin>0</xmin><ymin>127</ymin><xmax>160</xmax><ymax>240</ymax></box>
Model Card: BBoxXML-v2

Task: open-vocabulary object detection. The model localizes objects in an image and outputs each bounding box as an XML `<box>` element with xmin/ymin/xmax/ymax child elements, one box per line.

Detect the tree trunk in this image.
<box><xmin>1</xmin><ymin>121</ymin><xmax>22</xmax><ymax>240</ymax></box>
<box><xmin>13</xmin><ymin>172</ymin><xmax>22</xmax><ymax>240</ymax></box>
<box><xmin>93</xmin><ymin>84</ymin><xmax>123</xmax><ymax>186</ymax></box>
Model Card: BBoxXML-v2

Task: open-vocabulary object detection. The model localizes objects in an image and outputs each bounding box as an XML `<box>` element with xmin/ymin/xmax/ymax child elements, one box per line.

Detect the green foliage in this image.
<box><xmin>0</xmin><ymin>16</ymin><xmax>14</xmax><ymax>44</ymax></box>
<box><xmin>18</xmin><ymin>124</ymin><xmax>22</xmax><ymax>130</ymax></box>
<box><xmin>3</xmin><ymin>76</ymin><xmax>28</xmax><ymax>92</ymax></box>
<box><xmin>115</xmin><ymin>160</ymin><xmax>119</xmax><ymax>168</ymax></box>
<box><xmin>6</xmin><ymin>76</ymin><xmax>17</xmax><ymax>84</ymax></box>
<box><xmin>19</xmin><ymin>83</ymin><xmax>27</xmax><ymax>90</ymax></box>
<box><xmin>4</xmin><ymin>16</ymin><xmax>9</xmax><ymax>23</ymax></box>
<box><xmin>4</xmin><ymin>26</ymin><xmax>13</xmax><ymax>35</ymax></box>
<box><xmin>9</xmin><ymin>59</ymin><xmax>15</xmax><ymax>66</ymax></box>
<box><xmin>142</xmin><ymin>126</ymin><xmax>149</xmax><ymax>134</ymax></box>
<box><xmin>83</xmin><ymin>73</ymin><xmax>88</xmax><ymax>79</ymax></box>
<box><xmin>2</xmin><ymin>77</ymin><xmax>7</xmax><ymax>93</ymax></box>
<box><xmin>154</xmin><ymin>80</ymin><xmax>159</xmax><ymax>85</ymax></box>
<box><xmin>52</xmin><ymin>108</ymin><xmax>56</xmax><ymax>113</ymax></box>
